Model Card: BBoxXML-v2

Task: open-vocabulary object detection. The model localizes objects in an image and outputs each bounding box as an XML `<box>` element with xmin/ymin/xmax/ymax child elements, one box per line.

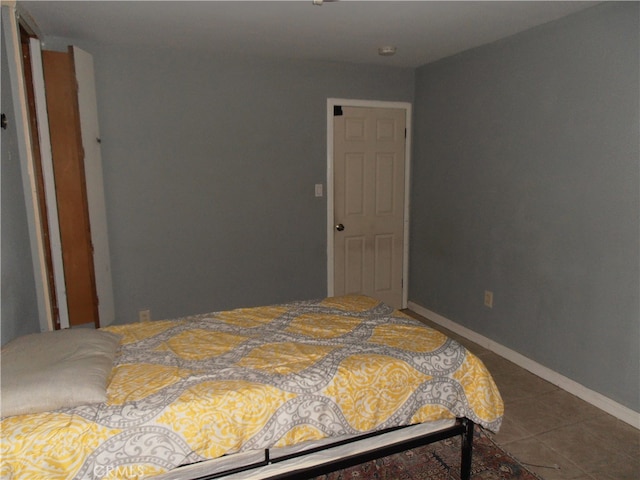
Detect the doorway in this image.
<box><xmin>327</xmin><ymin>99</ymin><xmax>411</xmax><ymax>309</ymax></box>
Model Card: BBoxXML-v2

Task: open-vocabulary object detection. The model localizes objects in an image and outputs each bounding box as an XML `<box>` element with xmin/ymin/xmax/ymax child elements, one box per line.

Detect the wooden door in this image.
<box><xmin>72</xmin><ymin>46</ymin><xmax>114</xmax><ymax>327</ymax></box>
<box><xmin>333</xmin><ymin>106</ymin><xmax>406</xmax><ymax>308</ymax></box>
<box><xmin>42</xmin><ymin>48</ymin><xmax>99</xmax><ymax>328</ymax></box>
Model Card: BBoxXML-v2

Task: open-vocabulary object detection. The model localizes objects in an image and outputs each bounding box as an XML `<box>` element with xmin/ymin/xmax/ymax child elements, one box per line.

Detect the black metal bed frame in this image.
<box><xmin>192</xmin><ymin>417</ymin><xmax>475</xmax><ymax>480</ymax></box>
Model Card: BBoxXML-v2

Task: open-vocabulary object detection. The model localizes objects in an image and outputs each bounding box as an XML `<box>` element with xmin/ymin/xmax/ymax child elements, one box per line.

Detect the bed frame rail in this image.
<box><xmin>193</xmin><ymin>418</ymin><xmax>475</xmax><ymax>480</ymax></box>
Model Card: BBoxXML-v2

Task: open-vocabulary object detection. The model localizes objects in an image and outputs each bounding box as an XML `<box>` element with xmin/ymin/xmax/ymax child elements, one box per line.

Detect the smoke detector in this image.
<box><xmin>378</xmin><ymin>46</ymin><xmax>397</xmax><ymax>56</ymax></box>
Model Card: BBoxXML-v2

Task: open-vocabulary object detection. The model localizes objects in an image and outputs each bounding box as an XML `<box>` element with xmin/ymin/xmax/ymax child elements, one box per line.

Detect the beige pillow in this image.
<box><xmin>1</xmin><ymin>328</ymin><xmax>120</xmax><ymax>417</ymax></box>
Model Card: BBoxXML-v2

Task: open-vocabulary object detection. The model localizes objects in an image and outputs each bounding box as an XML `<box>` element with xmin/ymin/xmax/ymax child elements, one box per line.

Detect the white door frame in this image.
<box><xmin>2</xmin><ymin>4</ymin><xmax>53</xmax><ymax>332</ymax></box>
<box><xmin>326</xmin><ymin>98</ymin><xmax>412</xmax><ymax>308</ymax></box>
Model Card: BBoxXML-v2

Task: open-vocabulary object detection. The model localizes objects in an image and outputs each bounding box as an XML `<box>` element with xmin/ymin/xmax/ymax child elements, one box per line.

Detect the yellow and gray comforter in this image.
<box><xmin>1</xmin><ymin>295</ymin><xmax>503</xmax><ymax>479</ymax></box>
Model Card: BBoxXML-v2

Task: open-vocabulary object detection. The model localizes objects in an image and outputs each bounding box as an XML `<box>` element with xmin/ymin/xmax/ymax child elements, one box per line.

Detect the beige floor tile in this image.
<box><xmin>535</xmin><ymin>390</ymin><xmax>607</xmax><ymax>425</ymax></box>
<box><xmin>503</xmin><ymin>395</ymin><xmax>576</xmax><ymax>436</ymax></box>
<box><xmin>537</xmin><ymin>422</ymin><xmax>637</xmax><ymax>475</ymax></box>
<box><xmin>491</xmin><ymin>416</ymin><xmax>534</xmax><ymax>445</ymax></box>
<box><xmin>584</xmin><ymin>453</ymin><xmax>639</xmax><ymax>480</ymax></box>
<box><xmin>502</xmin><ymin>436</ymin><xmax>587</xmax><ymax>480</ymax></box>
<box><xmin>594</xmin><ymin>474</ymin><xmax>636</xmax><ymax>480</ymax></box>
<box><xmin>492</xmin><ymin>368</ymin><xmax>558</xmax><ymax>403</ymax></box>
<box><xmin>579</xmin><ymin>414</ymin><xmax>640</xmax><ymax>460</ymax></box>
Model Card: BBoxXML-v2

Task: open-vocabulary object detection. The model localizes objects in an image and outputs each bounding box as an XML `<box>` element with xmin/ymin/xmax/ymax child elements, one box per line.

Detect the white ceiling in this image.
<box><xmin>18</xmin><ymin>1</ymin><xmax>598</xmax><ymax>68</ymax></box>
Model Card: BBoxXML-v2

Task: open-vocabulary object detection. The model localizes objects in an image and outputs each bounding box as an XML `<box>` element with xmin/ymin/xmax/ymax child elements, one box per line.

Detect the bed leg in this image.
<box><xmin>460</xmin><ymin>418</ymin><xmax>474</xmax><ymax>480</ymax></box>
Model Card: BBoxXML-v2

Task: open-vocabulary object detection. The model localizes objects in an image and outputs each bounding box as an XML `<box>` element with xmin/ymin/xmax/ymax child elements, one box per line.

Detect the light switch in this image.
<box><xmin>315</xmin><ymin>184</ymin><xmax>323</xmax><ymax>197</ymax></box>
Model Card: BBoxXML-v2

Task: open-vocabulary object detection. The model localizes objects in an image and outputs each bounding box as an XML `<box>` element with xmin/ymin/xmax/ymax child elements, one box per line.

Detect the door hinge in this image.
<box><xmin>334</xmin><ymin>105</ymin><xmax>343</xmax><ymax>116</ymax></box>
<box><xmin>404</xmin><ymin>128</ymin><xmax>407</xmax><ymax>138</ymax></box>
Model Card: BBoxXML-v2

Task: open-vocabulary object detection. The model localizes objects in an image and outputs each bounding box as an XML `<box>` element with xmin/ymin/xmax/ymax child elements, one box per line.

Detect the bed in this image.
<box><xmin>1</xmin><ymin>295</ymin><xmax>503</xmax><ymax>479</ymax></box>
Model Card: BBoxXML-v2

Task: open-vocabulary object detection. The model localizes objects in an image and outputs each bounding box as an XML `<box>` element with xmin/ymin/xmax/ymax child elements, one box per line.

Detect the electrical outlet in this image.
<box><xmin>139</xmin><ymin>309</ymin><xmax>151</xmax><ymax>322</ymax></box>
<box><xmin>484</xmin><ymin>291</ymin><xmax>493</xmax><ymax>308</ymax></box>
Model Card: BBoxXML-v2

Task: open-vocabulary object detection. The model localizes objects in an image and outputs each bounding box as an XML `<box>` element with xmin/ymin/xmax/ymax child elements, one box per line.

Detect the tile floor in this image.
<box><xmin>404</xmin><ymin>310</ymin><xmax>640</xmax><ymax>480</ymax></box>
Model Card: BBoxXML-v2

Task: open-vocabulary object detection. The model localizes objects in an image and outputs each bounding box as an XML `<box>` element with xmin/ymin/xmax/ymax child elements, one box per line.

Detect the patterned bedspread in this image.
<box><xmin>1</xmin><ymin>295</ymin><xmax>503</xmax><ymax>479</ymax></box>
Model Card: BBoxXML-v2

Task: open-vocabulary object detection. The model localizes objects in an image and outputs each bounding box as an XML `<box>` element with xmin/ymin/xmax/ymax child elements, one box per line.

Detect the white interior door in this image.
<box><xmin>330</xmin><ymin>103</ymin><xmax>408</xmax><ymax>309</ymax></box>
<box><xmin>72</xmin><ymin>46</ymin><xmax>115</xmax><ymax>327</ymax></box>
<box><xmin>29</xmin><ymin>37</ymin><xmax>70</xmax><ymax>329</ymax></box>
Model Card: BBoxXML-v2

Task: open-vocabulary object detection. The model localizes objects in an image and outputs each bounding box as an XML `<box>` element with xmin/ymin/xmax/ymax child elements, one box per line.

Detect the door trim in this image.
<box><xmin>326</xmin><ymin>98</ymin><xmax>412</xmax><ymax>308</ymax></box>
<box><xmin>2</xmin><ymin>5</ymin><xmax>53</xmax><ymax>332</ymax></box>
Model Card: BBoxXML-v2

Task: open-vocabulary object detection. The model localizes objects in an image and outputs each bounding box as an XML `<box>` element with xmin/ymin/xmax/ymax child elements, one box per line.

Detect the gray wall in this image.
<box><xmin>68</xmin><ymin>43</ymin><xmax>415</xmax><ymax>323</ymax></box>
<box><xmin>410</xmin><ymin>2</ymin><xmax>639</xmax><ymax>411</ymax></box>
<box><xmin>4</xmin><ymin>3</ymin><xmax>637</xmax><ymax>414</ymax></box>
<box><xmin>1</xmin><ymin>23</ymin><xmax>41</xmax><ymax>345</ymax></box>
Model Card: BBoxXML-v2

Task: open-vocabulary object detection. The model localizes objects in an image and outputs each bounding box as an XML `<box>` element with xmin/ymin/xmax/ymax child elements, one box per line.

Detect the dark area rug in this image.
<box><xmin>314</xmin><ymin>428</ymin><xmax>543</xmax><ymax>480</ymax></box>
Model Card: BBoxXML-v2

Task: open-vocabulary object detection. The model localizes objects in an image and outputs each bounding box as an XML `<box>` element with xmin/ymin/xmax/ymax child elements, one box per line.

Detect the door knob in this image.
<box><xmin>335</xmin><ymin>223</ymin><xmax>345</xmax><ymax>231</ymax></box>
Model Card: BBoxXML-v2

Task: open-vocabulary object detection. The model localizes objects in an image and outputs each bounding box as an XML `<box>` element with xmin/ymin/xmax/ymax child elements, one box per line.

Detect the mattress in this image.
<box><xmin>0</xmin><ymin>295</ymin><xmax>503</xmax><ymax>479</ymax></box>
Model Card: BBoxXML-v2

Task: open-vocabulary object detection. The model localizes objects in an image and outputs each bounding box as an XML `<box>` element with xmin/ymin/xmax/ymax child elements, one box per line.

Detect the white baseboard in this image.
<box><xmin>407</xmin><ymin>301</ymin><xmax>640</xmax><ymax>430</ymax></box>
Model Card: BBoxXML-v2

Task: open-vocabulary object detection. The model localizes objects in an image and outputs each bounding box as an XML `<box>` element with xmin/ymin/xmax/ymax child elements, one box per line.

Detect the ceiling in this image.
<box><xmin>18</xmin><ymin>1</ymin><xmax>598</xmax><ymax>68</ymax></box>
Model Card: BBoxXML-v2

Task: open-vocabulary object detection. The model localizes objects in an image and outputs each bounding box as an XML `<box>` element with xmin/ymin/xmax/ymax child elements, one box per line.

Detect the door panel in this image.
<box><xmin>375</xmin><ymin>153</ymin><xmax>396</xmax><ymax>215</ymax></box>
<box><xmin>345</xmin><ymin>154</ymin><xmax>365</xmax><ymax>215</ymax></box>
<box><xmin>42</xmin><ymin>49</ymin><xmax>99</xmax><ymax>328</ymax></box>
<box><xmin>333</xmin><ymin>106</ymin><xmax>406</xmax><ymax>308</ymax></box>
<box><xmin>345</xmin><ymin>236</ymin><xmax>365</xmax><ymax>294</ymax></box>
<box><xmin>72</xmin><ymin>46</ymin><xmax>115</xmax><ymax>327</ymax></box>
<box><xmin>29</xmin><ymin>37</ymin><xmax>70</xmax><ymax>329</ymax></box>
<box><xmin>374</xmin><ymin>234</ymin><xmax>393</xmax><ymax>291</ymax></box>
